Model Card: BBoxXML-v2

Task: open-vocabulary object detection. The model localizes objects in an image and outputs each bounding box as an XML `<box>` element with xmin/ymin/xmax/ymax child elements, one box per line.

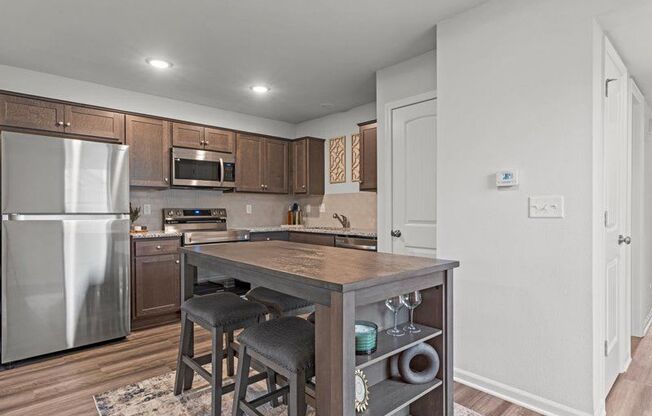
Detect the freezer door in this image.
<box><xmin>1</xmin><ymin>215</ymin><xmax>130</xmax><ymax>363</ymax></box>
<box><xmin>1</xmin><ymin>132</ymin><xmax>129</xmax><ymax>214</ymax></box>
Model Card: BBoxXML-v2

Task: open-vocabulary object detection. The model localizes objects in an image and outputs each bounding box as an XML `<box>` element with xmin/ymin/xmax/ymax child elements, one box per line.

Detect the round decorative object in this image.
<box><xmin>355</xmin><ymin>321</ymin><xmax>378</xmax><ymax>355</ymax></box>
<box><xmin>397</xmin><ymin>343</ymin><xmax>440</xmax><ymax>385</ymax></box>
<box><xmin>354</xmin><ymin>369</ymin><xmax>370</xmax><ymax>413</ymax></box>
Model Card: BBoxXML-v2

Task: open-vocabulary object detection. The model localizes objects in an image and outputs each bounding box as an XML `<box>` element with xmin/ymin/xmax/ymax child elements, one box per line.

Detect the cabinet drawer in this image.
<box><xmin>288</xmin><ymin>232</ymin><xmax>335</xmax><ymax>247</ymax></box>
<box><xmin>134</xmin><ymin>238</ymin><xmax>180</xmax><ymax>256</ymax></box>
<box><xmin>251</xmin><ymin>231</ymin><xmax>290</xmax><ymax>242</ymax></box>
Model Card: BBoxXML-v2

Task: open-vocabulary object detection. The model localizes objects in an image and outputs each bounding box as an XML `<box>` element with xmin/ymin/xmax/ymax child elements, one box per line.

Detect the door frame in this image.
<box><xmin>591</xmin><ymin>26</ymin><xmax>632</xmax><ymax>411</ymax></box>
<box><xmin>378</xmin><ymin>90</ymin><xmax>437</xmax><ymax>254</ymax></box>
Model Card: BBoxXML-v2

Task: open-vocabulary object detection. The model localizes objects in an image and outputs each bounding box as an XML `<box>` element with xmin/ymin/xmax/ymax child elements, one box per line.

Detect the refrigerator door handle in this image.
<box><xmin>2</xmin><ymin>214</ymin><xmax>130</xmax><ymax>221</ymax></box>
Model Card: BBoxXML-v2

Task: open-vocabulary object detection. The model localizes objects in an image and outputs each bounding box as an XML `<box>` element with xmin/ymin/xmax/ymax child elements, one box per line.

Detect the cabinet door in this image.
<box><xmin>133</xmin><ymin>254</ymin><xmax>180</xmax><ymax>319</ymax></box>
<box><xmin>292</xmin><ymin>139</ymin><xmax>308</xmax><ymax>194</ymax></box>
<box><xmin>235</xmin><ymin>134</ymin><xmax>265</xmax><ymax>192</ymax></box>
<box><xmin>0</xmin><ymin>94</ymin><xmax>65</xmax><ymax>132</ymax></box>
<box><xmin>126</xmin><ymin>115</ymin><xmax>170</xmax><ymax>188</ymax></box>
<box><xmin>265</xmin><ymin>139</ymin><xmax>289</xmax><ymax>193</ymax></box>
<box><xmin>204</xmin><ymin>127</ymin><xmax>235</xmax><ymax>153</ymax></box>
<box><xmin>359</xmin><ymin>123</ymin><xmax>377</xmax><ymax>191</ymax></box>
<box><xmin>172</xmin><ymin>122</ymin><xmax>204</xmax><ymax>149</ymax></box>
<box><xmin>250</xmin><ymin>231</ymin><xmax>290</xmax><ymax>241</ymax></box>
<box><xmin>64</xmin><ymin>106</ymin><xmax>125</xmax><ymax>141</ymax></box>
<box><xmin>288</xmin><ymin>232</ymin><xmax>335</xmax><ymax>246</ymax></box>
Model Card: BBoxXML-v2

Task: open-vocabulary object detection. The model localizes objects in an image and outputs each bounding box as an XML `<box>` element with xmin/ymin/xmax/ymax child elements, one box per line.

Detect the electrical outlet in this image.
<box><xmin>306</xmin><ymin>205</ymin><xmax>311</xmax><ymax>213</ymax></box>
<box><xmin>143</xmin><ymin>204</ymin><xmax>151</xmax><ymax>215</ymax></box>
<box><xmin>246</xmin><ymin>204</ymin><xmax>252</xmax><ymax>214</ymax></box>
<box><xmin>319</xmin><ymin>203</ymin><xmax>326</xmax><ymax>213</ymax></box>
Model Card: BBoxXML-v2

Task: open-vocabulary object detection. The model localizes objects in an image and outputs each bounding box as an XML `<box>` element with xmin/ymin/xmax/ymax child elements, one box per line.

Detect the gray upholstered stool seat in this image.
<box><xmin>181</xmin><ymin>292</ymin><xmax>267</xmax><ymax>328</ymax></box>
<box><xmin>174</xmin><ymin>292</ymin><xmax>270</xmax><ymax>416</ymax></box>
<box><xmin>246</xmin><ymin>287</ymin><xmax>313</xmax><ymax>317</ymax></box>
<box><xmin>238</xmin><ymin>316</ymin><xmax>315</xmax><ymax>376</ymax></box>
<box><xmin>233</xmin><ymin>316</ymin><xmax>316</xmax><ymax>416</ymax></box>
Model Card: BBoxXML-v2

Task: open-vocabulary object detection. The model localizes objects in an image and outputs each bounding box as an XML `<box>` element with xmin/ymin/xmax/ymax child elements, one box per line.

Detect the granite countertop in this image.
<box><xmin>130</xmin><ymin>230</ymin><xmax>183</xmax><ymax>239</ymax></box>
<box><xmin>247</xmin><ymin>225</ymin><xmax>377</xmax><ymax>238</ymax></box>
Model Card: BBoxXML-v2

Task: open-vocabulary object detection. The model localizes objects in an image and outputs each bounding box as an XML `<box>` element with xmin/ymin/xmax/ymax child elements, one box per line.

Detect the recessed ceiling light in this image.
<box><xmin>251</xmin><ymin>85</ymin><xmax>270</xmax><ymax>94</ymax></box>
<box><xmin>146</xmin><ymin>58</ymin><xmax>173</xmax><ymax>69</ymax></box>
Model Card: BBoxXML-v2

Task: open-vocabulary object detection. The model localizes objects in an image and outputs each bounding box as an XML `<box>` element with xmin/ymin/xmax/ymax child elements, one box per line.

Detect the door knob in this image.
<box><xmin>618</xmin><ymin>235</ymin><xmax>632</xmax><ymax>245</ymax></box>
<box><xmin>391</xmin><ymin>229</ymin><xmax>402</xmax><ymax>238</ymax></box>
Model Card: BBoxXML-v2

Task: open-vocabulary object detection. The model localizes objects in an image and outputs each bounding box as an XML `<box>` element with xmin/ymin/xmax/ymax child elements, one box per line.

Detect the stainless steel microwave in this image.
<box><xmin>171</xmin><ymin>147</ymin><xmax>235</xmax><ymax>189</ymax></box>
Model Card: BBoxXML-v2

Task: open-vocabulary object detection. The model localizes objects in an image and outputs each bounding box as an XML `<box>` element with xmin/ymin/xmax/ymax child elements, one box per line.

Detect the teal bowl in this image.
<box><xmin>355</xmin><ymin>320</ymin><xmax>378</xmax><ymax>355</ymax></box>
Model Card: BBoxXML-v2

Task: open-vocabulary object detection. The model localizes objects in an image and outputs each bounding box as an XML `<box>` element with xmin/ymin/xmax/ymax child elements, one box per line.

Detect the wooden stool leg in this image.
<box><xmin>182</xmin><ymin>318</ymin><xmax>195</xmax><ymax>391</ymax></box>
<box><xmin>232</xmin><ymin>345</ymin><xmax>251</xmax><ymax>416</ymax></box>
<box><xmin>211</xmin><ymin>327</ymin><xmax>224</xmax><ymax>416</ymax></box>
<box><xmin>288</xmin><ymin>370</ymin><xmax>306</xmax><ymax>416</ymax></box>
<box><xmin>266</xmin><ymin>368</ymin><xmax>282</xmax><ymax>407</ymax></box>
<box><xmin>226</xmin><ymin>330</ymin><xmax>235</xmax><ymax>377</ymax></box>
<box><xmin>174</xmin><ymin>312</ymin><xmax>191</xmax><ymax>395</ymax></box>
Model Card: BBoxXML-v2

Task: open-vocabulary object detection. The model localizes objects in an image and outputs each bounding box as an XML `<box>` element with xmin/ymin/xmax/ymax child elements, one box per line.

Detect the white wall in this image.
<box><xmin>437</xmin><ymin>1</ymin><xmax>612</xmax><ymax>415</ymax></box>
<box><xmin>295</xmin><ymin>102</ymin><xmax>376</xmax><ymax>194</ymax></box>
<box><xmin>0</xmin><ymin>64</ymin><xmax>296</xmax><ymax>138</ymax></box>
<box><xmin>376</xmin><ymin>50</ymin><xmax>437</xmax><ymax>252</ymax></box>
<box><xmin>634</xmin><ymin>102</ymin><xmax>652</xmax><ymax>336</ymax></box>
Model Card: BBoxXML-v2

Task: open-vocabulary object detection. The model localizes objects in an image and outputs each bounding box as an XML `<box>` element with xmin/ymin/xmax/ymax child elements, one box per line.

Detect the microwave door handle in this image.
<box><xmin>220</xmin><ymin>158</ymin><xmax>225</xmax><ymax>187</ymax></box>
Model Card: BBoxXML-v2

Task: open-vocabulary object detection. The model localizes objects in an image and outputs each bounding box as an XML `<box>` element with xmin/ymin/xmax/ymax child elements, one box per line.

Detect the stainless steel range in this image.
<box><xmin>163</xmin><ymin>208</ymin><xmax>250</xmax><ymax>296</ymax></box>
<box><xmin>163</xmin><ymin>208</ymin><xmax>249</xmax><ymax>245</ymax></box>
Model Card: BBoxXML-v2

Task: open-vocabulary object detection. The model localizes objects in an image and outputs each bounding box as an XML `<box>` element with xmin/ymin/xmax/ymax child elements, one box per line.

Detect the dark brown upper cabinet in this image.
<box><xmin>126</xmin><ymin>115</ymin><xmax>170</xmax><ymax>188</ymax></box>
<box><xmin>359</xmin><ymin>120</ymin><xmax>377</xmax><ymax>191</ymax></box>
<box><xmin>64</xmin><ymin>105</ymin><xmax>125</xmax><ymax>141</ymax></box>
<box><xmin>0</xmin><ymin>94</ymin><xmax>124</xmax><ymax>142</ymax></box>
<box><xmin>291</xmin><ymin>137</ymin><xmax>324</xmax><ymax>195</ymax></box>
<box><xmin>172</xmin><ymin>122</ymin><xmax>234</xmax><ymax>153</ymax></box>
<box><xmin>235</xmin><ymin>134</ymin><xmax>288</xmax><ymax>194</ymax></box>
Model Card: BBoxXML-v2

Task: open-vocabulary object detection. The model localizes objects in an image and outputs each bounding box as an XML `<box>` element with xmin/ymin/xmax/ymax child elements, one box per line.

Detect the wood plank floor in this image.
<box><xmin>0</xmin><ymin>322</ymin><xmax>546</xmax><ymax>416</ymax></box>
<box><xmin>606</xmin><ymin>326</ymin><xmax>652</xmax><ymax>416</ymax></box>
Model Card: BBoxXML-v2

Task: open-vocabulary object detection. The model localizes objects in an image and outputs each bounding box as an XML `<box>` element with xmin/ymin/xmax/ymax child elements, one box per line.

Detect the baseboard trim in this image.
<box><xmin>455</xmin><ymin>368</ymin><xmax>594</xmax><ymax>416</ymax></box>
<box><xmin>643</xmin><ymin>310</ymin><xmax>652</xmax><ymax>336</ymax></box>
<box><xmin>621</xmin><ymin>356</ymin><xmax>632</xmax><ymax>373</ymax></box>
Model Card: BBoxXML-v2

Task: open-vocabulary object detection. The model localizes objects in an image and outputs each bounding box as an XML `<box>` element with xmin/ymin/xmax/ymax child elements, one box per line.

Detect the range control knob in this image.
<box><xmin>168</xmin><ymin>210</ymin><xmax>175</xmax><ymax>217</ymax></box>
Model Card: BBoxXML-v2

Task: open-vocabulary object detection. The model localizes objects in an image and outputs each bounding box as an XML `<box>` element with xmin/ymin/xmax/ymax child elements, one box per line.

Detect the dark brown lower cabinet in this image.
<box><xmin>359</xmin><ymin>120</ymin><xmax>377</xmax><ymax>191</ymax></box>
<box><xmin>131</xmin><ymin>238</ymin><xmax>181</xmax><ymax>330</ymax></box>
<box><xmin>288</xmin><ymin>232</ymin><xmax>335</xmax><ymax>246</ymax></box>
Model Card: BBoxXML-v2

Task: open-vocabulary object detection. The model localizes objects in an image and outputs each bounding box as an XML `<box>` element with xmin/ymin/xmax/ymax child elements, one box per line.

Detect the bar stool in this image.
<box><xmin>232</xmin><ymin>317</ymin><xmax>315</xmax><ymax>416</ymax></box>
<box><xmin>174</xmin><ymin>292</ymin><xmax>269</xmax><ymax>416</ymax></box>
<box><xmin>246</xmin><ymin>286</ymin><xmax>314</xmax><ymax>318</ymax></box>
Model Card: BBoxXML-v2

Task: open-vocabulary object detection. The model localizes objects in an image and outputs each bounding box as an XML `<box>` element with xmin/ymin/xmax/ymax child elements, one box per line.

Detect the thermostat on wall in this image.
<box><xmin>496</xmin><ymin>170</ymin><xmax>519</xmax><ymax>187</ymax></box>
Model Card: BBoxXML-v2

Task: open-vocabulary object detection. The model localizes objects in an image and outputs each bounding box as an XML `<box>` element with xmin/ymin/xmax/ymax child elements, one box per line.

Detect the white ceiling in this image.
<box><xmin>598</xmin><ymin>1</ymin><xmax>652</xmax><ymax>104</ymax></box>
<box><xmin>0</xmin><ymin>0</ymin><xmax>485</xmax><ymax>124</ymax></box>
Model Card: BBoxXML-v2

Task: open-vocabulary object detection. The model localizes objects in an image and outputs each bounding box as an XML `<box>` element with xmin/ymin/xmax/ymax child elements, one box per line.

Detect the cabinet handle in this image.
<box><xmin>302</xmin><ymin>185</ymin><xmax>306</xmax><ymax>189</ymax></box>
<box><xmin>156</xmin><ymin>245</ymin><xmax>162</xmax><ymax>250</ymax></box>
<box><xmin>65</xmin><ymin>122</ymin><xmax>71</xmax><ymax>127</ymax></box>
<box><xmin>205</xmin><ymin>141</ymin><xmax>209</xmax><ymax>145</ymax></box>
<box><xmin>56</xmin><ymin>121</ymin><xmax>64</xmax><ymax>126</ymax></box>
<box><xmin>200</xmin><ymin>140</ymin><xmax>205</xmax><ymax>145</ymax></box>
<box><xmin>164</xmin><ymin>177</ymin><xmax>169</xmax><ymax>183</ymax></box>
<box><xmin>175</xmin><ymin>260</ymin><xmax>180</xmax><ymax>264</ymax></box>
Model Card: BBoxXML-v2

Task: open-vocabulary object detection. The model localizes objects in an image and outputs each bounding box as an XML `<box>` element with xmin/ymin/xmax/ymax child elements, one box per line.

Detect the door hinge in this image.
<box><xmin>605</xmin><ymin>78</ymin><xmax>617</xmax><ymax>97</ymax></box>
<box><xmin>604</xmin><ymin>340</ymin><xmax>609</xmax><ymax>357</ymax></box>
<box><xmin>604</xmin><ymin>210</ymin><xmax>609</xmax><ymax>227</ymax></box>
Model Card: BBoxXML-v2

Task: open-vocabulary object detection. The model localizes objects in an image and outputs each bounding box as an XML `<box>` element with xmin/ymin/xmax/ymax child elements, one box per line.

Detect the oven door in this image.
<box><xmin>171</xmin><ymin>147</ymin><xmax>235</xmax><ymax>188</ymax></box>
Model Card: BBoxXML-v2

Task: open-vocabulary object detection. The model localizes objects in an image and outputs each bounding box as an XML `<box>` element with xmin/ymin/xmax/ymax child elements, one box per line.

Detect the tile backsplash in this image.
<box><xmin>130</xmin><ymin>188</ymin><xmax>377</xmax><ymax>231</ymax></box>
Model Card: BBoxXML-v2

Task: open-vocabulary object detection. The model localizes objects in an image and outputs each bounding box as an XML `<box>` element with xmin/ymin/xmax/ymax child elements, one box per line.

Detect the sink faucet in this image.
<box><xmin>333</xmin><ymin>213</ymin><xmax>350</xmax><ymax>228</ymax></box>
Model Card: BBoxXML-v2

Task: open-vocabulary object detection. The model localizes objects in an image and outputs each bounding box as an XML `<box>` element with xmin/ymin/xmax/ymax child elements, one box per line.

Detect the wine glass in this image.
<box><xmin>401</xmin><ymin>291</ymin><xmax>423</xmax><ymax>333</ymax></box>
<box><xmin>385</xmin><ymin>296</ymin><xmax>406</xmax><ymax>337</ymax></box>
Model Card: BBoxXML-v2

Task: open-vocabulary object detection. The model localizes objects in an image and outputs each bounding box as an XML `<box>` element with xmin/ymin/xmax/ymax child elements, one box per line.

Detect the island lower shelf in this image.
<box><xmin>361</xmin><ymin>377</ymin><xmax>443</xmax><ymax>416</ymax></box>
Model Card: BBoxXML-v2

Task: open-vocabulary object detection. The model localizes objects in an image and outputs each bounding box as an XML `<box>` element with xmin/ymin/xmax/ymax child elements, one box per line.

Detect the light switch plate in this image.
<box><xmin>246</xmin><ymin>204</ymin><xmax>252</xmax><ymax>214</ymax></box>
<box><xmin>143</xmin><ymin>204</ymin><xmax>151</xmax><ymax>215</ymax></box>
<box><xmin>319</xmin><ymin>204</ymin><xmax>326</xmax><ymax>213</ymax></box>
<box><xmin>529</xmin><ymin>195</ymin><xmax>564</xmax><ymax>218</ymax></box>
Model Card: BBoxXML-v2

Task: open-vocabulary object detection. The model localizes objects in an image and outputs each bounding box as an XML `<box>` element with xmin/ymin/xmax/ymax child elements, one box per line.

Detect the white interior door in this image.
<box><xmin>603</xmin><ymin>40</ymin><xmax>630</xmax><ymax>393</ymax></box>
<box><xmin>390</xmin><ymin>99</ymin><xmax>437</xmax><ymax>257</ymax></box>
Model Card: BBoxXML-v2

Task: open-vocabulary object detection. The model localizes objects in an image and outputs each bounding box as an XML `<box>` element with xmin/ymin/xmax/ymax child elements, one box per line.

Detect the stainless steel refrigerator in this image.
<box><xmin>1</xmin><ymin>132</ymin><xmax>130</xmax><ymax>364</ymax></box>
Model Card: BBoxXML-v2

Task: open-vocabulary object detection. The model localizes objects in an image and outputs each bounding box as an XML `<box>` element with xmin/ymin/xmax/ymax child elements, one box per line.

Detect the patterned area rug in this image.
<box><xmin>94</xmin><ymin>370</ymin><xmax>482</xmax><ymax>416</ymax></box>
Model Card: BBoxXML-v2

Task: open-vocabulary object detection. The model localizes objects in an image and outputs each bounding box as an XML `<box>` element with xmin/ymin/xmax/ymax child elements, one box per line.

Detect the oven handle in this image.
<box><xmin>220</xmin><ymin>157</ymin><xmax>225</xmax><ymax>187</ymax></box>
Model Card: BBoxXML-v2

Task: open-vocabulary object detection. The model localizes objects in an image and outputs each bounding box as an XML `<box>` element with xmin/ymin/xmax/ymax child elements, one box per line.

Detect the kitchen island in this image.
<box><xmin>180</xmin><ymin>240</ymin><xmax>458</xmax><ymax>416</ymax></box>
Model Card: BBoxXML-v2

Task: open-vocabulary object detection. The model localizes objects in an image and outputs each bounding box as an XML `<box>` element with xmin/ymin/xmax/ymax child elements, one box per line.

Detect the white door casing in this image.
<box><xmin>389</xmin><ymin>98</ymin><xmax>437</xmax><ymax>257</ymax></box>
<box><xmin>602</xmin><ymin>38</ymin><xmax>630</xmax><ymax>393</ymax></box>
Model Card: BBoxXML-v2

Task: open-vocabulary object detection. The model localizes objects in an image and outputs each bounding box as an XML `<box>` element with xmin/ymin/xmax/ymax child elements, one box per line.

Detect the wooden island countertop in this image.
<box><xmin>181</xmin><ymin>240</ymin><xmax>458</xmax><ymax>292</ymax></box>
<box><xmin>180</xmin><ymin>240</ymin><xmax>459</xmax><ymax>416</ymax></box>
